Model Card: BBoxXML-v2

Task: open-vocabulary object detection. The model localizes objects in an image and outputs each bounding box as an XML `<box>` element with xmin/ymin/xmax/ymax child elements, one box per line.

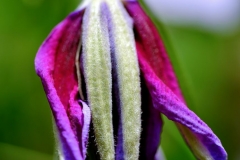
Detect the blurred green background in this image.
<box><xmin>0</xmin><ymin>0</ymin><xmax>239</xmax><ymax>159</ymax></box>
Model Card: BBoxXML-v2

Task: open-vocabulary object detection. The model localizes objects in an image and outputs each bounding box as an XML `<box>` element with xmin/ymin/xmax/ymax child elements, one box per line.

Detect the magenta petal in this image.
<box><xmin>69</xmin><ymin>87</ymin><xmax>91</xmax><ymax>159</ymax></box>
<box><xmin>137</xmin><ymin>43</ymin><xmax>227</xmax><ymax>160</ymax></box>
<box><xmin>125</xmin><ymin>1</ymin><xmax>184</xmax><ymax>102</ymax></box>
<box><xmin>35</xmin><ymin>10</ymin><xmax>90</xmax><ymax>160</ymax></box>
<box><xmin>126</xmin><ymin>1</ymin><xmax>227</xmax><ymax>159</ymax></box>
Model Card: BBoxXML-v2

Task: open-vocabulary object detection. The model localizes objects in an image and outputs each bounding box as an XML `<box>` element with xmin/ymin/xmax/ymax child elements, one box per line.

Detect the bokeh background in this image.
<box><xmin>0</xmin><ymin>0</ymin><xmax>239</xmax><ymax>159</ymax></box>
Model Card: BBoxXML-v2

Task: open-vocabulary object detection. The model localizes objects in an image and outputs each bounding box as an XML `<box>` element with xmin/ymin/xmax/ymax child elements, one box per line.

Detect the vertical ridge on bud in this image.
<box><xmin>105</xmin><ymin>0</ymin><xmax>142</xmax><ymax>159</ymax></box>
<box><xmin>81</xmin><ymin>1</ymin><xmax>115</xmax><ymax>159</ymax></box>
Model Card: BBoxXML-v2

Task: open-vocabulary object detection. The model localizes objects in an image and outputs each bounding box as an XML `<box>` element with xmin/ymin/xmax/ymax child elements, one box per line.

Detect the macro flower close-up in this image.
<box><xmin>34</xmin><ymin>0</ymin><xmax>227</xmax><ymax>159</ymax></box>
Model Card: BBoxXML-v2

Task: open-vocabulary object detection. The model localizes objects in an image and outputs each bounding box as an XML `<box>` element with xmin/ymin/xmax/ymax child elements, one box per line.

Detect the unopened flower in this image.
<box><xmin>35</xmin><ymin>0</ymin><xmax>227</xmax><ymax>159</ymax></box>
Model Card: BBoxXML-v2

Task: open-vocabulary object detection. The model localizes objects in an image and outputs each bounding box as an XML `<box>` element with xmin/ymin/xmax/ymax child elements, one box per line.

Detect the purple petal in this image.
<box><xmin>69</xmin><ymin>87</ymin><xmax>91</xmax><ymax>159</ymax></box>
<box><xmin>139</xmin><ymin>77</ymin><xmax>163</xmax><ymax>160</ymax></box>
<box><xmin>154</xmin><ymin>147</ymin><xmax>166</xmax><ymax>160</ymax></box>
<box><xmin>125</xmin><ymin>1</ymin><xmax>227</xmax><ymax>159</ymax></box>
<box><xmin>137</xmin><ymin>43</ymin><xmax>227</xmax><ymax>160</ymax></box>
<box><xmin>35</xmin><ymin>10</ymin><xmax>90</xmax><ymax>160</ymax></box>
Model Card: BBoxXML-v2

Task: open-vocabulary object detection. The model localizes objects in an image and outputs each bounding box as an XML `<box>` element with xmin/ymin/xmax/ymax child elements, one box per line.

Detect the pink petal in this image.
<box><xmin>137</xmin><ymin>43</ymin><xmax>227</xmax><ymax>160</ymax></box>
<box><xmin>125</xmin><ymin>1</ymin><xmax>227</xmax><ymax>159</ymax></box>
<box><xmin>35</xmin><ymin>10</ymin><xmax>90</xmax><ymax>160</ymax></box>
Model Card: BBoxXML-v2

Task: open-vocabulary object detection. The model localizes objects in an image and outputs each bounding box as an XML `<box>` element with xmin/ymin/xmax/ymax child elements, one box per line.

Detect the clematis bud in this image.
<box><xmin>35</xmin><ymin>0</ymin><xmax>227</xmax><ymax>160</ymax></box>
